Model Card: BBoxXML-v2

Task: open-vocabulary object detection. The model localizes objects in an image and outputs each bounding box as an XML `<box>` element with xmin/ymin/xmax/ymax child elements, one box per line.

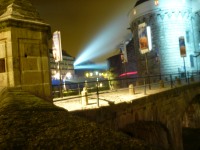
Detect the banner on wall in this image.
<box><xmin>138</xmin><ymin>22</ymin><xmax>152</xmax><ymax>54</ymax></box>
<box><xmin>179</xmin><ymin>36</ymin><xmax>186</xmax><ymax>57</ymax></box>
<box><xmin>52</xmin><ymin>31</ymin><xmax>62</xmax><ymax>62</ymax></box>
<box><xmin>120</xmin><ymin>41</ymin><xmax>128</xmax><ymax>63</ymax></box>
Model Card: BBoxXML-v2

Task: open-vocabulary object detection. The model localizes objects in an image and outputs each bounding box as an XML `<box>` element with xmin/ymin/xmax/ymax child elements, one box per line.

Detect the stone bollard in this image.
<box><xmin>159</xmin><ymin>80</ymin><xmax>164</xmax><ymax>88</ymax></box>
<box><xmin>129</xmin><ymin>84</ymin><xmax>135</xmax><ymax>95</ymax></box>
<box><xmin>81</xmin><ymin>87</ymin><xmax>88</xmax><ymax>106</ymax></box>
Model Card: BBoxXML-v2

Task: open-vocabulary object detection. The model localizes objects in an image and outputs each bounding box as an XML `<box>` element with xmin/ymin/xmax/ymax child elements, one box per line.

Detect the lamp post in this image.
<box><xmin>58</xmin><ymin>61</ymin><xmax>63</xmax><ymax>97</ymax></box>
<box><xmin>194</xmin><ymin>52</ymin><xmax>200</xmax><ymax>74</ymax></box>
<box><xmin>144</xmin><ymin>53</ymin><xmax>151</xmax><ymax>89</ymax></box>
<box><xmin>138</xmin><ymin>23</ymin><xmax>152</xmax><ymax>90</ymax></box>
<box><xmin>182</xmin><ymin>56</ymin><xmax>187</xmax><ymax>82</ymax></box>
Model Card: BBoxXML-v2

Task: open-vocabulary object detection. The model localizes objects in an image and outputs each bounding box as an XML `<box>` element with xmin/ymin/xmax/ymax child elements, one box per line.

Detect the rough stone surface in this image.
<box><xmin>73</xmin><ymin>82</ymin><xmax>200</xmax><ymax>150</ymax></box>
<box><xmin>0</xmin><ymin>0</ymin><xmax>52</xmax><ymax>101</ymax></box>
<box><xmin>0</xmin><ymin>0</ymin><xmax>43</xmax><ymax>22</ymax></box>
<box><xmin>121</xmin><ymin>121</ymin><xmax>172</xmax><ymax>150</ymax></box>
<box><xmin>0</xmin><ymin>88</ymin><xmax>157</xmax><ymax>150</ymax></box>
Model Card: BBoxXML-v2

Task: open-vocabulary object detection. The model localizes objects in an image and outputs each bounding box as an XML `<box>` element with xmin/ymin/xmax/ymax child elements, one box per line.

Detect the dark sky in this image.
<box><xmin>30</xmin><ymin>0</ymin><xmax>136</xmax><ymax>62</ymax></box>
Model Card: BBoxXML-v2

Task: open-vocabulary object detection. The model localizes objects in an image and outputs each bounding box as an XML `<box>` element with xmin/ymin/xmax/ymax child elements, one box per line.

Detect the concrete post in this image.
<box><xmin>81</xmin><ymin>87</ymin><xmax>88</xmax><ymax>106</ymax></box>
<box><xmin>129</xmin><ymin>84</ymin><xmax>135</xmax><ymax>95</ymax></box>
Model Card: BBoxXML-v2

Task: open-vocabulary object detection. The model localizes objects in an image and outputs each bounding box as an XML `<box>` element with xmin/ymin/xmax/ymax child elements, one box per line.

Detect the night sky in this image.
<box><xmin>30</xmin><ymin>0</ymin><xmax>136</xmax><ymax>62</ymax></box>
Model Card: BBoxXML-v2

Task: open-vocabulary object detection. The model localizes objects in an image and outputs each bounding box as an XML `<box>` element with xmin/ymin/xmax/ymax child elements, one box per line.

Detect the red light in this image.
<box><xmin>119</xmin><ymin>71</ymin><xmax>138</xmax><ymax>77</ymax></box>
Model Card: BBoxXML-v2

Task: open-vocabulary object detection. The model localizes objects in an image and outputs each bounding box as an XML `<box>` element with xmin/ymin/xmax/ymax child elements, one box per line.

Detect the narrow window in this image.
<box><xmin>0</xmin><ymin>58</ymin><xmax>5</xmax><ymax>73</ymax></box>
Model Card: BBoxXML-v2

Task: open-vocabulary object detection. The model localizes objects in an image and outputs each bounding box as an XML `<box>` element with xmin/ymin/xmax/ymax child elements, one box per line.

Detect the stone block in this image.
<box><xmin>22</xmin><ymin>58</ymin><xmax>39</xmax><ymax>71</ymax></box>
<box><xmin>0</xmin><ymin>41</ymin><xmax>6</xmax><ymax>58</ymax></box>
<box><xmin>22</xmin><ymin>72</ymin><xmax>42</xmax><ymax>85</ymax></box>
<box><xmin>0</xmin><ymin>73</ymin><xmax>8</xmax><ymax>86</ymax></box>
<box><xmin>43</xmin><ymin>70</ymin><xmax>51</xmax><ymax>83</ymax></box>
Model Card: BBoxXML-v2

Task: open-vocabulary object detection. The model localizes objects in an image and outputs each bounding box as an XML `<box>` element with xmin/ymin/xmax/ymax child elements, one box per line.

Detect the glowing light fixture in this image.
<box><xmin>86</xmin><ymin>73</ymin><xmax>89</xmax><ymax>78</ymax></box>
<box><xmin>66</xmin><ymin>72</ymin><xmax>72</xmax><ymax>79</ymax></box>
<box><xmin>154</xmin><ymin>0</ymin><xmax>159</xmax><ymax>6</ymax></box>
<box><xmin>54</xmin><ymin>72</ymin><xmax>60</xmax><ymax>80</ymax></box>
<box><xmin>147</xmin><ymin>26</ymin><xmax>152</xmax><ymax>51</ymax></box>
<box><xmin>133</xmin><ymin>9</ymin><xmax>136</xmax><ymax>15</ymax></box>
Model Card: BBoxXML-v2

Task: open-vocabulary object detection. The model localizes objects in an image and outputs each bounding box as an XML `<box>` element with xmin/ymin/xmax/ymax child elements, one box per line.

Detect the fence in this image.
<box><xmin>53</xmin><ymin>71</ymin><xmax>200</xmax><ymax>107</ymax></box>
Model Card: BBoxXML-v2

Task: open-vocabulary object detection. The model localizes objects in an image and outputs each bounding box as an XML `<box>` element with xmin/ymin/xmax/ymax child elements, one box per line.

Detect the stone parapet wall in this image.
<box><xmin>73</xmin><ymin>82</ymin><xmax>200</xmax><ymax>150</ymax></box>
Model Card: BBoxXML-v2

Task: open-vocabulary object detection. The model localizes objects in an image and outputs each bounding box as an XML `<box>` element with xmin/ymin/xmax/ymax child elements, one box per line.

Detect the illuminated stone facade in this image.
<box><xmin>0</xmin><ymin>0</ymin><xmax>52</xmax><ymax>101</ymax></box>
<box><xmin>49</xmin><ymin>50</ymin><xmax>75</xmax><ymax>81</ymax></box>
<box><xmin>128</xmin><ymin>0</ymin><xmax>200</xmax><ymax>76</ymax></box>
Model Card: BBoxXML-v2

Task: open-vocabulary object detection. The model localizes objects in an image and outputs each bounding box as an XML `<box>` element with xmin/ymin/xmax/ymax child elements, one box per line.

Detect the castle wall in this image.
<box><xmin>129</xmin><ymin>0</ymin><xmax>199</xmax><ymax>75</ymax></box>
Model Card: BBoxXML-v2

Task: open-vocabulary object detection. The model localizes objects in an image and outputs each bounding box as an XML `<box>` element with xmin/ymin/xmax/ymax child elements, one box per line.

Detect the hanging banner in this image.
<box><xmin>179</xmin><ymin>36</ymin><xmax>186</xmax><ymax>57</ymax></box>
<box><xmin>120</xmin><ymin>42</ymin><xmax>128</xmax><ymax>63</ymax></box>
<box><xmin>123</xmin><ymin>42</ymin><xmax>128</xmax><ymax>63</ymax></box>
<box><xmin>52</xmin><ymin>31</ymin><xmax>62</xmax><ymax>62</ymax></box>
<box><xmin>138</xmin><ymin>22</ymin><xmax>149</xmax><ymax>54</ymax></box>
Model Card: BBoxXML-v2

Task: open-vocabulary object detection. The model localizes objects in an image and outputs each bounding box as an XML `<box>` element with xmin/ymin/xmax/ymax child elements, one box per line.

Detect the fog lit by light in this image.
<box><xmin>74</xmin><ymin>62</ymin><xmax>108</xmax><ymax>70</ymax></box>
<box><xmin>74</xmin><ymin>14</ymin><xmax>131</xmax><ymax>66</ymax></box>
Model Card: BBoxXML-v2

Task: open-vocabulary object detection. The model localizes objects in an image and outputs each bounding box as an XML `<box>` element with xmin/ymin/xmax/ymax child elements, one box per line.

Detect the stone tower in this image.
<box><xmin>0</xmin><ymin>0</ymin><xmax>52</xmax><ymax>101</ymax></box>
<box><xmin>128</xmin><ymin>0</ymin><xmax>200</xmax><ymax>76</ymax></box>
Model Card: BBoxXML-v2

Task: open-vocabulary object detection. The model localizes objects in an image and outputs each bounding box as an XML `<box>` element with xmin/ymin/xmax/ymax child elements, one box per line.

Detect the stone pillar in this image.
<box><xmin>0</xmin><ymin>1</ymin><xmax>52</xmax><ymax>101</ymax></box>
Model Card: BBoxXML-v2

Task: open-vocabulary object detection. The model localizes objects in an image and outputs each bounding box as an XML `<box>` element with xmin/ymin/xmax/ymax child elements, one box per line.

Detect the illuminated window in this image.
<box><xmin>155</xmin><ymin>0</ymin><xmax>159</xmax><ymax>6</ymax></box>
<box><xmin>0</xmin><ymin>58</ymin><xmax>5</xmax><ymax>73</ymax></box>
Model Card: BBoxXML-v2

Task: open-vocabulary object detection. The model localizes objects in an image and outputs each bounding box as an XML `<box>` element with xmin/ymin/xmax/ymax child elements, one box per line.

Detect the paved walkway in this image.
<box><xmin>53</xmin><ymin>83</ymin><xmax>172</xmax><ymax>111</ymax></box>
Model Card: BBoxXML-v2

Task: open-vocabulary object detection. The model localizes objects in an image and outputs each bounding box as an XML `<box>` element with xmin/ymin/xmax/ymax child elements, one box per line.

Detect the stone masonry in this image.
<box><xmin>0</xmin><ymin>0</ymin><xmax>52</xmax><ymax>101</ymax></box>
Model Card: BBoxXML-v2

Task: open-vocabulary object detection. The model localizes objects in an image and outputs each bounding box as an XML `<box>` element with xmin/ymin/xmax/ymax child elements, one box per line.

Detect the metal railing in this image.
<box><xmin>53</xmin><ymin>71</ymin><xmax>200</xmax><ymax>107</ymax></box>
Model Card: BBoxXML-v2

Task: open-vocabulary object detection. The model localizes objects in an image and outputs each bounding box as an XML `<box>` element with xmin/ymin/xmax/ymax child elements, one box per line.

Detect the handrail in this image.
<box><xmin>53</xmin><ymin>71</ymin><xmax>200</xmax><ymax>106</ymax></box>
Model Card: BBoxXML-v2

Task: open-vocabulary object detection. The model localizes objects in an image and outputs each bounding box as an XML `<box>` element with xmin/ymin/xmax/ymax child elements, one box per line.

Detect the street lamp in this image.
<box><xmin>193</xmin><ymin>52</ymin><xmax>200</xmax><ymax>73</ymax></box>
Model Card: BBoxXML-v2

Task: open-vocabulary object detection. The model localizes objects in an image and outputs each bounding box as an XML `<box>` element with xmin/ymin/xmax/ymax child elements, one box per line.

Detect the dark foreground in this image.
<box><xmin>0</xmin><ymin>88</ymin><xmax>155</xmax><ymax>150</ymax></box>
<box><xmin>182</xmin><ymin>128</ymin><xmax>200</xmax><ymax>150</ymax></box>
<box><xmin>1</xmin><ymin>88</ymin><xmax>199</xmax><ymax>150</ymax></box>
